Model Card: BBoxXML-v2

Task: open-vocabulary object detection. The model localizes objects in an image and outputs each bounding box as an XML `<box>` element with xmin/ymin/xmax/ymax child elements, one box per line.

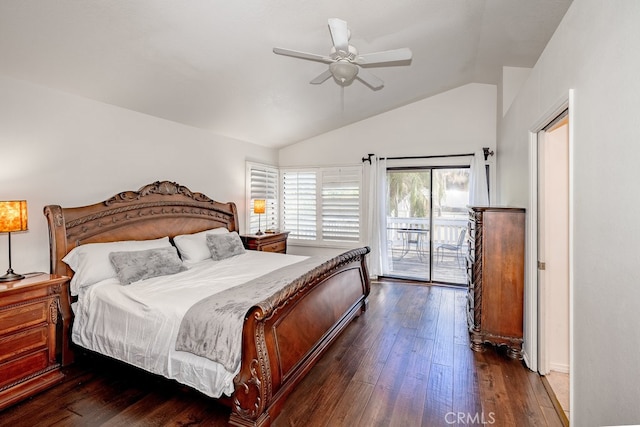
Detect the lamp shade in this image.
<box><xmin>253</xmin><ymin>199</ymin><xmax>266</xmax><ymax>215</ymax></box>
<box><xmin>0</xmin><ymin>201</ymin><xmax>28</xmax><ymax>233</ymax></box>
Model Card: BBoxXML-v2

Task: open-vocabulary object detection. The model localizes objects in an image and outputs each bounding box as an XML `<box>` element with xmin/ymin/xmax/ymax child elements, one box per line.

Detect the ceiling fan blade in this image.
<box><xmin>328</xmin><ymin>18</ymin><xmax>349</xmax><ymax>55</ymax></box>
<box><xmin>356</xmin><ymin>68</ymin><xmax>384</xmax><ymax>90</ymax></box>
<box><xmin>273</xmin><ymin>47</ymin><xmax>332</xmax><ymax>63</ymax></box>
<box><xmin>356</xmin><ymin>47</ymin><xmax>413</xmax><ymax>66</ymax></box>
<box><xmin>310</xmin><ymin>69</ymin><xmax>333</xmax><ymax>85</ymax></box>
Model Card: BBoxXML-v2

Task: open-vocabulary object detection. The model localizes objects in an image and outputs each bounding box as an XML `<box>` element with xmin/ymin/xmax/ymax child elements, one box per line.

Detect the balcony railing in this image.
<box><xmin>385</xmin><ymin>216</ymin><xmax>468</xmax><ymax>284</ymax></box>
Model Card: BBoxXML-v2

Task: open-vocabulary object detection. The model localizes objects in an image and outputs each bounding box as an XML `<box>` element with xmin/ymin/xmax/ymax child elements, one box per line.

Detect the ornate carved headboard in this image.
<box><xmin>44</xmin><ymin>181</ymin><xmax>239</xmax><ymax>277</ymax></box>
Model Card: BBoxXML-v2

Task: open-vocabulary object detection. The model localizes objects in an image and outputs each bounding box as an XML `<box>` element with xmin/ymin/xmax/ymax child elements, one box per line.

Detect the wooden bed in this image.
<box><xmin>44</xmin><ymin>180</ymin><xmax>370</xmax><ymax>427</ymax></box>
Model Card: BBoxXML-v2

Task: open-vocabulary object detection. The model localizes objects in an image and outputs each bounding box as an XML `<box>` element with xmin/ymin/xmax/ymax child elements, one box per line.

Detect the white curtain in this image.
<box><xmin>469</xmin><ymin>150</ymin><xmax>490</xmax><ymax>206</ymax></box>
<box><xmin>367</xmin><ymin>156</ymin><xmax>388</xmax><ymax>277</ymax></box>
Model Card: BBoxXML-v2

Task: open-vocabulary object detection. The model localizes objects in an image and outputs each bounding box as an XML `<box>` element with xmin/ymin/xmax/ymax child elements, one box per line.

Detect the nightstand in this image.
<box><xmin>241</xmin><ymin>231</ymin><xmax>290</xmax><ymax>254</ymax></box>
<box><xmin>0</xmin><ymin>273</ymin><xmax>69</xmax><ymax>410</ymax></box>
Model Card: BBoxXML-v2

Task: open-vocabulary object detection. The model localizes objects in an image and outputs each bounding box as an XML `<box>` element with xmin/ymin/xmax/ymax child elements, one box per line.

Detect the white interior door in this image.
<box><xmin>538</xmin><ymin>112</ymin><xmax>570</xmax><ymax>376</ymax></box>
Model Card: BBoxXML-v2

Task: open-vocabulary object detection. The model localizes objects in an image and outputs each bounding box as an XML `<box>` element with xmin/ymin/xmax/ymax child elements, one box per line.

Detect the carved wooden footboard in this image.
<box><xmin>44</xmin><ymin>181</ymin><xmax>370</xmax><ymax>427</ymax></box>
<box><xmin>230</xmin><ymin>247</ymin><xmax>370</xmax><ymax>427</ymax></box>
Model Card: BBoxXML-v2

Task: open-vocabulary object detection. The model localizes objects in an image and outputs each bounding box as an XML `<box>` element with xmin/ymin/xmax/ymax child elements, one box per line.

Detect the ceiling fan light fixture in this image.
<box><xmin>273</xmin><ymin>18</ymin><xmax>412</xmax><ymax>90</ymax></box>
<box><xmin>330</xmin><ymin>60</ymin><xmax>358</xmax><ymax>85</ymax></box>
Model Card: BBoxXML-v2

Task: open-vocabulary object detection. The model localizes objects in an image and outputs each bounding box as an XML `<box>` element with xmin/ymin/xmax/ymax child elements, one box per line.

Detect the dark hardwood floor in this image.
<box><xmin>0</xmin><ymin>281</ymin><xmax>562</xmax><ymax>426</ymax></box>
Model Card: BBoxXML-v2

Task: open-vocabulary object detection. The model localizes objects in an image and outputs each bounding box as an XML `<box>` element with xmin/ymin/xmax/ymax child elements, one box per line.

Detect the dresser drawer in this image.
<box><xmin>0</xmin><ymin>299</ymin><xmax>51</xmax><ymax>336</ymax></box>
<box><xmin>0</xmin><ymin>325</ymin><xmax>49</xmax><ymax>364</ymax></box>
<box><xmin>0</xmin><ymin>350</ymin><xmax>50</xmax><ymax>390</ymax></box>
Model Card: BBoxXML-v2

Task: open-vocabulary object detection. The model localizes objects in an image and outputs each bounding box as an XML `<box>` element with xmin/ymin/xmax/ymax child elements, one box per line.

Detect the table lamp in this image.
<box><xmin>253</xmin><ymin>199</ymin><xmax>266</xmax><ymax>236</ymax></box>
<box><xmin>0</xmin><ymin>200</ymin><xmax>28</xmax><ymax>282</ymax></box>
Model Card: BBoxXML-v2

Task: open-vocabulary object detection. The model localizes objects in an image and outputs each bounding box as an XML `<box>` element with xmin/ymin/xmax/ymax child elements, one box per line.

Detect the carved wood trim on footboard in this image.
<box><xmin>230</xmin><ymin>247</ymin><xmax>371</xmax><ymax>427</ymax></box>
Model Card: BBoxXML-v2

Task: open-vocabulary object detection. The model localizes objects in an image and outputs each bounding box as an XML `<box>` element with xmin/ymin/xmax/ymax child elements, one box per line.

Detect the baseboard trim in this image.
<box><xmin>549</xmin><ymin>363</ymin><xmax>570</xmax><ymax>374</ymax></box>
<box><xmin>541</xmin><ymin>375</ymin><xmax>569</xmax><ymax>427</ymax></box>
<box><xmin>522</xmin><ymin>349</ymin><xmax>532</xmax><ymax>370</ymax></box>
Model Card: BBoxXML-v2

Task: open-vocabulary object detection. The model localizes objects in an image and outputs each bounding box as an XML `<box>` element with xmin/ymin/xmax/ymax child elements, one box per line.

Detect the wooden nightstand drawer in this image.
<box><xmin>0</xmin><ymin>273</ymin><xmax>69</xmax><ymax>410</ymax></box>
<box><xmin>0</xmin><ymin>325</ymin><xmax>48</xmax><ymax>363</ymax></box>
<box><xmin>262</xmin><ymin>240</ymin><xmax>286</xmax><ymax>253</ymax></box>
<box><xmin>0</xmin><ymin>349</ymin><xmax>50</xmax><ymax>389</ymax></box>
<box><xmin>0</xmin><ymin>299</ymin><xmax>51</xmax><ymax>336</ymax></box>
<box><xmin>241</xmin><ymin>232</ymin><xmax>289</xmax><ymax>254</ymax></box>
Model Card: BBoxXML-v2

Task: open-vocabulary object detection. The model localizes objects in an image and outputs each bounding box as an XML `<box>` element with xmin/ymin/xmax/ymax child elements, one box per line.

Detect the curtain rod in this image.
<box><xmin>383</xmin><ymin>153</ymin><xmax>474</xmax><ymax>160</ymax></box>
<box><xmin>361</xmin><ymin>148</ymin><xmax>494</xmax><ymax>164</ymax></box>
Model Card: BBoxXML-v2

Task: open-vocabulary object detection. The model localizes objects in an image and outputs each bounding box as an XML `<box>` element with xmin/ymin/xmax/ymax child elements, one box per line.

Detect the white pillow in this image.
<box><xmin>63</xmin><ymin>237</ymin><xmax>171</xmax><ymax>295</ymax></box>
<box><xmin>173</xmin><ymin>227</ymin><xmax>229</xmax><ymax>264</ymax></box>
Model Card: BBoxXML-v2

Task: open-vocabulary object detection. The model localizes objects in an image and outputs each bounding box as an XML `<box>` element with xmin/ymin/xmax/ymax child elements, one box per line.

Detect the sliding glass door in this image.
<box><xmin>384</xmin><ymin>167</ymin><xmax>469</xmax><ymax>285</ymax></box>
<box><xmin>386</xmin><ymin>169</ymin><xmax>432</xmax><ymax>280</ymax></box>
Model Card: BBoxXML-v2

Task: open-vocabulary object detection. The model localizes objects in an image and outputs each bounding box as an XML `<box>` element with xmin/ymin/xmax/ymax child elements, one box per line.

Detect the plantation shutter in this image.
<box><xmin>321</xmin><ymin>168</ymin><xmax>361</xmax><ymax>242</ymax></box>
<box><xmin>247</xmin><ymin>163</ymin><xmax>279</xmax><ymax>233</ymax></box>
<box><xmin>282</xmin><ymin>171</ymin><xmax>317</xmax><ymax>240</ymax></box>
<box><xmin>282</xmin><ymin>166</ymin><xmax>362</xmax><ymax>244</ymax></box>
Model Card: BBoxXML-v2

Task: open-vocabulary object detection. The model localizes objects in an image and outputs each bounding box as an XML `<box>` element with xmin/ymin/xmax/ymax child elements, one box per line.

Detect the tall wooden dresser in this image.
<box><xmin>467</xmin><ymin>206</ymin><xmax>525</xmax><ymax>359</ymax></box>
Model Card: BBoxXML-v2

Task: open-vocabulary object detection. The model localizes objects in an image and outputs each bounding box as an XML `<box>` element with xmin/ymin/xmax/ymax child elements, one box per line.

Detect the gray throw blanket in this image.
<box><xmin>175</xmin><ymin>254</ymin><xmax>334</xmax><ymax>373</ymax></box>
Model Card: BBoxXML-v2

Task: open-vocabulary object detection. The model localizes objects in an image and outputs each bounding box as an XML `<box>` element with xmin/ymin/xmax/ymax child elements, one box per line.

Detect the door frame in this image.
<box><xmin>537</xmin><ymin>109</ymin><xmax>570</xmax><ymax>376</ymax></box>
<box><xmin>526</xmin><ymin>90</ymin><xmax>574</xmax><ymax>375</ymax></box>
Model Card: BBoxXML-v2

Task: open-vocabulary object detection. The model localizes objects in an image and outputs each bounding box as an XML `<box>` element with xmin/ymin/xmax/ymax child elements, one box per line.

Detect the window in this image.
<box><xmin>282</xmin><ymin>171</ymin><xmax>317</xmax><ymax>240</ymax></box>
<box><xmin>246</xmin><ymin>162</ymin><xmax>279</xmax><ymax>234</ymax></box>
<box><xmin>320</xmin><ymin>168</ymin><xmax>361</xmax><ymax>242</ymax></box>
<box><xmin>282</xmin><ymin>166</ymin><xmax>362</xmax><ymax>245</ymax></box>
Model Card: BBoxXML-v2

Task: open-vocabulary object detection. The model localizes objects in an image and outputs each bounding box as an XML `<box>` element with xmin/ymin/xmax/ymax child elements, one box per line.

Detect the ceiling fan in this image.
<box><xmin>273</xmin><ymin>18</ymin><xmax>412</xmax><ymax>90</ymax></box>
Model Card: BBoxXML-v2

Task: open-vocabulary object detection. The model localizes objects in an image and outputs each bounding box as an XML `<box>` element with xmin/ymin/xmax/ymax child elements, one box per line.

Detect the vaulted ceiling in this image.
<box><xmin>0</xmin><ymin>1</ymin><xmax>572</xmax><ymax>148</ymax></box>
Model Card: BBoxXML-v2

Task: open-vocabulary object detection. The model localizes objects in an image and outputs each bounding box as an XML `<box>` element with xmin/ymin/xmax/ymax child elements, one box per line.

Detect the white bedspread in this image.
<box><xmin>72</xmin><ymin>250</ymin><xmax>308</xmax><ymax>398</ymax></box>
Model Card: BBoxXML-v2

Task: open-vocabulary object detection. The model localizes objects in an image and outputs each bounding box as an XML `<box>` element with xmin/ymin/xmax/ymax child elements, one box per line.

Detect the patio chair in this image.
<box><xmin>435</xmin><ymin>228</ymin><xmax>466</xmax><ymax>266</ymax></box>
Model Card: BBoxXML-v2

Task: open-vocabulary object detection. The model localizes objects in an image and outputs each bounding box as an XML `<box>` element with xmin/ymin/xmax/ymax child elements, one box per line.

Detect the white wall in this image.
<box><xmin>279</xmin><ymin>83</ymin><xmax>497</xmax><ymax>256</ymax></box>
<box><xmin>279</xmin><ymin>83</ymin><xmax>497</xmax><ymax>167</ymax></box>
<box><xmin>498</xmin><ymin>1</ymin><xmax>640</xmax><ymax>425</ymax></box>
<box><xmin>502</xmin><ymin>66</ymin><xmax>531</xmax><ymax>117</ymax></box>
<box><xmin>0</xmin><ymin>76</ymin><xmax>277</xmax><ymax>275</ymax></box>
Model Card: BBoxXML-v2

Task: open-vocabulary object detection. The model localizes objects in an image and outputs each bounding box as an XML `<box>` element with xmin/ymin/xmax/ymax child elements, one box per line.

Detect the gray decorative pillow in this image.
<box><xmin>109</xmin><ymin>246</ymin><xmax>187</xmax><ymax>285</ymax></box>
<box><xmin>206</xmin><ymin>231</ymin><xmax>246</xmax><ymax>261</ymax></box>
